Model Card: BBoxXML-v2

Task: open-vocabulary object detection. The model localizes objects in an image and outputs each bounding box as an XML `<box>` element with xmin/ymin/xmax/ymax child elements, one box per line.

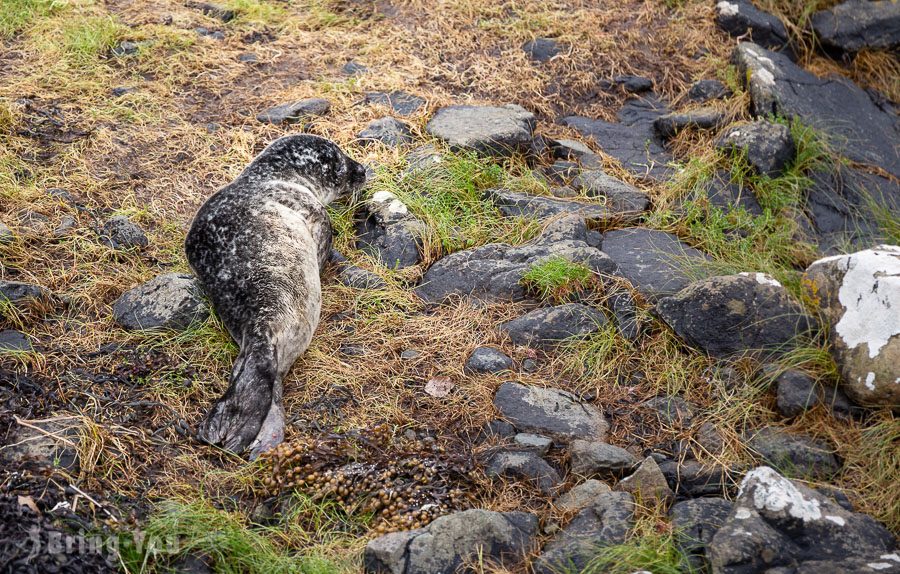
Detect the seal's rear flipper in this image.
<box><xmin>248</xmin><ymin>401</ymin><xmax>285</xmax><ymax>460</ymax></box>
<box><xmin>197</xmin><ymin>338</ymin><xmax>276</xmax><ymax>455</ymax></box>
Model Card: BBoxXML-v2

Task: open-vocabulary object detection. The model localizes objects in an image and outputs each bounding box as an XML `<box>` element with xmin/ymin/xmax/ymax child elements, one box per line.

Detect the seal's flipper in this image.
<box><xmin>248</xmin><ymin>401</ymin><xmax>285</xmax><ymax>460</ymax></box>
<box><xmin>197</xmin><ymin>338</ymin><xmax>276</xmax><ymax>454</ymax></box>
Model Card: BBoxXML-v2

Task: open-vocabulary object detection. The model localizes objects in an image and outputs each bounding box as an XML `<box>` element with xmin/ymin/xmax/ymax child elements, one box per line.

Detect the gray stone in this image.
<box><xmin>569</xmin><ymin>440</ymin><xmax>637</xmax><ymax>476</ymax></box>
<box><xmin>514</xmin><ymin>433</ymin><xmax>553</xmax><ymax>455</ymax></box>
<box><xmin>542</xmin><ymin>160</ymin><xmax>579</xmax><ymax>186</ymax></box>
<box><xmin>653</xmin><ymin>107</ymin><xmax>728</xmax><ymax>139</ymax></box>
<box><xmin>670</xmin><ymin>498</ymin><xmax>733</xmax><ymax>573</ymax></box>
<box><xmin>804</xmin><ymin>246</ymin><xmax>900</xmax><ymax>407</ymax></box>
<box><xmin>111</xmin><ymin>40</ymin><xmax>140</xmax><ymax>57</ymax></box>
<box><xmin>555</xmin><ymin>479</ymin><xmax>612</xmax><ymax>512</ymax></box>
<box><xmin>342</xmin><ymin>61</ymin><xmax>367</xmax><ymax>75</ymax></box>
<box><xmin>54</xmin><ymin>215</ymin><xmax>76</xmax><ymax>237</ymax></box>
<box><xmin>480</xmin><ymin>419</ymin><xmax>516</xmax><ymax>441</ymax></box>
<box><xmin>112</xmin><ymin>273</ymin><xmax>210</xmax><ymax>331</ymax></box>
<box><xmin>747</xmin><ymin>427</ymin><xmax>840</xmax><ymax>479</ymax></box>
<box><xmin>656</xmin><ymin>273</ymin><xmax>814</xmax><ymax>358</ymax></box>
<box><xmin>465</xmin><ymin>346</ymin><xmax>513</xmax><ymax>374</ymax></box>
<box><xmin>400</xmin><ymin>349</ymin><xmax>421</xmax><ymax>360</ymax></box>
<box><xmin>237</xmin><ymin>52</ymin><xmax>257</xmax><ymax>63</ymax></box>
<box><xmin>500</xmin><ymin>303</ymin><xmax>607</xmax><ymax>349</ymax></box>
<box><xmin>562</xmin><ymin>97</ymin><xmax>673</xmax><ymax>181</ymax></box>
<box><xmin>523</xmin><ymin>37</ymin><xmax>564</xmax><ymax>62</ymax></box>
<box><xmin>0</xmin><ymin>330</ymin><xmax>32</xmax><ymax>352</ymax></box>
<box><xmin>493</xmin><ymin>381</ymin><xmax>609</xmax><ymax>443</ymax></box>
<box><xmin>716</xmin><ymin>0</ymin><xmax>790</xmax><ymax>52</ymax></box>
<box><xmin>608</xmin><ymin>288</ymin><xmax>641</xmax><ymax>341</ymax></box>
<box><xmin>416</xmin><ymin>216</ymin><xmax>617</xmax><ymax>303</ymax></box>
<box><xmin>642</xmin><ymin>395</ymin><xmax>696</xmax><ymax>428</ymax></box>
<box><xmin>775</xmin><ymin>369</ymin><xmax>819</xmax><ymax>418</ymax></box>
<box><xmin>615</xmin><ymin>75</ymin><xmax>653</xmax><ymax>93</ymax></box>
<box><xmin>658</xmin><ymin>459</ymin><xmax>733</xmax><ymax>498</ymax></box>
<box><xmin>256</xmin><ymin>98</ymin><xmax>330</xmax><ymax>124</ymax></box>
<box><xmin>701</xmin><ymin>169</ymin><xmax>763</xmax><ymax>215</ymax></box>
<box><xmin>100</xmin><ymin>215</ymin><xmax>148</xmax><ymax>249</ymax></box>
<box><xmin>548</xmin><ymin>138</ymin><xmax>603</xmax><ymax>168</ymax></box>
<box><xmin>357</xmin><ymin>117</ymin><xmax>412</xmax><ymax>147</ymax></box>
<box><xmin>484</xmin><ymin>450</ymin><xmax>561</xmax><ymax>494</ymax></box>
<box><xmin>572</xmin><ymin>171</ymin><xmax>650</xmax><ymax>213</ymax></box>
<box><xmin>615</xmin><ymin>456</ymin><xmax>674</xmax><ymax>505</ymax></box>
<box><xmin>601</xmin><ymin>228</ymin><xmax>712</xmax><ymax>301</ymax></box>
<box><xmin>426</xmin><ymin>104</ymin><xmax>536</xmax><ymax>157</ymax></box>
<box><xmin>355</xmin><ymin>190</ymin><xmax>425</xmax><ymax>269</ymax></box>
<box><xmin>364</xmin><ymin>91</ymin><xmax>425</xmax><ymax>116</ymax></box>
<box><xmin>189</xmin><ymin>1</ymin><xmax>235</xmax><ymax>21</ymax></box>
<box><xmin>0</xmin><ymin>281</ymin><xmax>50</xmax><ymax>306</ymax></box>
<box><xmin>330</xmin><ymin>249</ymin><xmax>387</xmax><ymax>290</ymax></box>
<box><xmin>812</xmin><ymin>0</ymin><xmax>900</xmax><ymax>53</ymax></box>
<box><xmin>733</xmin><ymin>42</ymin><xmax>900</xmax><ymax>178</ymax></box>
<box><xmin>485</xmin><ymin>188</ymin><xmax>629</xmax><ymax>224</ymax></box>
<box><xmin>689</xmin><ymin>79</ymin><xmax>730</xmax><ymax>102</ymax></box>
<box><xmin>533</xmin><ymin>491</ymin><xmax>635</xmax><ymax>574</ymax></box>
<box><xmin>2</xmin><ymin>417</ymin><xmax>78</xmax><ymax>470</ymax></box>
<box><xmin>404</xmin><ymin>145</ymin><xmax>443</xmax><ymax>175</ymax></box>
<box><xmin>364</xmin><ymin>509</ymin><xmax>537</xmax><ymax>574</ymax></box>
<box><xmin>695</xmin><ymin>422</ymin><xmax>726</xmax><ymax>456</ymax></box>
<box><xmin>708</xmin><ymin>466</ymin><xmax>896</xmax><ymax>574</ymax></box>
<box><xmin>717</xmin><ymin>120</ymin><xmax>795</xmax><ymax>178</ymax></box>
<box><xmin>0</xmin><ymin>222</ymin><xmax>13</xmax><ymax>243</ymax></box>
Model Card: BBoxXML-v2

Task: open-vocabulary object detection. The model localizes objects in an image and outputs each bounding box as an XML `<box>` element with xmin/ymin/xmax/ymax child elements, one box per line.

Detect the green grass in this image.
<box><xmin>521</xmin><ymin>256</ymin><xmax>594</xmax><ymax>301</ymax></box>
<box><xmin>120</xmin><ymin>497</ymin><xmax>352</xmax><ymax>574</ymax></box>
<box><xmin>366</xmin><ymin>151</ymin><xmax>542</xmax><ymax>259</ymax></box>
<box><xmin>0</xmin><ymin>0</ymin><xmax>60</xmax><ymax>38</ymax></box>
<box><xmin>573</xmin><ymin>532</ymin><xmax>694</xmax><ymax>574</ymax></box>
<box><xmin>62</xmin><ymin>15</ymin><xmax>124</xmax><ymax>64</ymax></box>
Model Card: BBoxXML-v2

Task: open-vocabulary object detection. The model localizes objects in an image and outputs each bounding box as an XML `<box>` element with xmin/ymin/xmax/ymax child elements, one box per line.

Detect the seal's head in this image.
<box><xmin>245</xmin><ymin>134</ymin><xmax>368</xmax><ymax>204</ymax></box>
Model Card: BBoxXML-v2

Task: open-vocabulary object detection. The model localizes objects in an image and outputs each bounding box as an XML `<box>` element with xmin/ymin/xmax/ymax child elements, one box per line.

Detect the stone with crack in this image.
<box><xmin>493</xmin><ymin>381</ymin><xmax>609</xmax><ymax>444</ymax></box>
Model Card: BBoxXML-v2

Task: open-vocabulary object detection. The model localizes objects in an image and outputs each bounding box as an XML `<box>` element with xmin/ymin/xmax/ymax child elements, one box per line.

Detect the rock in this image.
<box><xmin>195</xmin><ymin>27</ymin><xmax>225</xmax><ymax>40</ymax></box>
<box><xmin>500</xmin><ymin>303</ymin><xmax>608</xmax><ymax>349</ymax></box>
<box><xmin>615</xmin><ymin>75</ymin><xmax>653</xmax><ymax>93</ymax></box>
<box><xmin>2</xmin><ymin>417</ymin><xmax>78</xmax><ymax>470</ymax></box>
<box><xmin>425</xmin><ymin>104</ymin><xmax>536</xmax><ymax>157</ymax></box>
<box><xmin>716</xmin><ymin>0</ymin><xmax>790</xmax><ymax>52</ymax></box>
<box><xmin>331</xmin><ymin>253</ymin><xmax>387</xmax><ymax>290</ymax></box>
<box><xmin>484</xmin><ymin>450</ymin><xmax>561</xmax><ymax>494</ymax></box>
<box><xmin>717</xmin><ymin>120</ymin><xmax>794</xmax><ymax>178</ymax></box>
<box><xmin>543</xmin><ymin>160</ymin><xmax>579</xmax><ymax>185</ymax></box>
<box><xmin>0</xmin><ymin>330</ymin><xmax>32</xmax><ymax>352</ymax></box>
<box><xmin>0</xmin><ymin>222</ymin><xmax>13</xmax><ymax>243</ymax></box>
<box><xmin>189</xmin><ymin>1</ymin><xmax>235</xmax><ymax>21</ymax></box>
<box><xmin>811</xmin><ymin>0</ymin><xmax>900</xmax><ymax>53</ymax></box>
<box><xmin>480</xmin><ymin>419</ymin><xmax>516</xmax><ymax>441</ymax></box>
<box><xmin>708</xmin><ymin>466</ymin><xmax>896</xmax><ymax>574</ymax></box>
<box><xmin>562</xmin><ymin>97</ymin><xmax>673</xmax><ymax>181</ymax></box>
<box><xmin>555</xmin><ymin>479</ymin><xmax>612</xmax><ymax>512</ymax></box>
<box><xmin>658</xmin><ymin>460</ymin><xmax>733</xmax><ymax>497</ymax></box>
<box><xmin>548</xmin><ymin>138</ymin><xmax>603</xmax><ymax>168</ymax></box>
<box><xmin>775</xmin><ymin>369</ymin><xmax>819</xmax><ymax>418</ymax></box>
<box><xmin>601</xmin><ymin>228</ymin><xmax>711</xmax><ymax>301</ymax></box>
<box><xmin>355</xmin><ymin>190</ymin><xmax>425</xmax><ymax>269</ymax></box>
<box><xmin>493</xmin><ymin>381</ymin><xmax>609</xmax><ymax>443</ymax></box>
<box><xmin>733</xmin><ymin>42</ymin><xmax>900</xmax><ymax>178</ymax></box>
<box><xmin>54</xmin><ymin>215</ymin><xmax>76</xmax><ymax>237</ymax></box>
<box><xmin>100</xmin><ymin>215</ymin><xmax>148</xmax><ymax>249</ymax></box>
<box><xmin>404</xmin><ymin>145</ymin><xmax>443</xmax><ymax>175</ymax></box>
<box><xmin>237</xmin><ymin>52</ymin><xmax>257</xmax><ymax>63</ymax></box>
<box><xmin>533</xmin><ymin>492</ymin><xmax>635</xmax><ymax>574</ymax></box>
<box><xmin>513</xmin><ymin>433</ymin><xmax>553</xmax><ymax>455</ymax></box>
<box><xmin>357</xmin><ymin>117</ymin><xmax>412</xmax><ymax>147</ymax></box>
<box><xmin>112</xmin><ymin>273</ymin><xmax>210</xmax><ymax>331</ymax></box>
<box><xmin>804</xmin><ymin>246</ymin><xmax>900</xmax><ymax>407</ymax></box>
<box><xmin>256</xmin><ymin>98</ymin><xmax>330</xmax><ymax>124</ymax></box>
<box><xmin>363</xmin><ymin>91</ymin><xmax>425</xmax><ymax>116</ymax></box>
<box><xmin>747</xmin><ymin>427</ymin><xmax>840</xmax><ymax>479</ymax></box>
<box><xmin>653</xmin><ymin>107</ymin><xmax>727</xmax><ymax>139</ymax></box>
<box><xmin>671</xmin><ymin>498</ymin><xmax>733</xmax><ymax>572</ymax></box>
<box><xmin>689</xmin><ymin>79</ymin><xmax>730</xmax><ymax>102</ymax></box>
<box><xmin>111</xmin><ymin>40</ymin><xmax>140</xmax><ymax>57</ymax></box>
<box><xmin>416</xmin><ymin>216</ymin><xmax>617</xmax><ymax>303</ymax></box>
<box><xmin>465</xmin><ymin>347</ymin><xmax>513</xmax><ymax>374</ymax></box>
<box><xmin>572</xmin><ymin>171</ymin><xmax>650</xmax><ymax>213</ymax></box>
<box><xmin>701</xmin><ymin>169</ymin><xmax>763</xmax><ymax>215</ymax></box>
<box><xmin>609</xmin><ymin>288</ymin><xmax>641</xmax><ymax>341</ymax></box>
<box><xmin>569</xmin><ymin>440</ymin><xmax>637</xmax><ymax>476</ymax></box>
<box><xmin>656</xmin><ymin>273</ymin><xmax>813</xmax><ymax>358</ymax></box>
<box><xmin>342</xmin><ymin>61</ymin><xmax>367</xmax><ymax>75</ymax></box>
<box><xmin>615</xmin><ymin>456</ymin><xmax>674</xmax><ymax>505</ymax></box>
<box><xmin>696</xmin><ymin>421</ymin><xmax>726</xmax><ymax>456</ymax></box>
<box><xmin>0</xmin><ymin>281</ymin><xmax>50</xmax><ymax>306</ymax></box>
<box><xmin>485</xmin><ymin>188</ymin><xmax>631</xmax><ymax>224</ymax></box>
<box><xmin>400</xmin><ymin>349</ymin><xmax>421</xmax><ymax>360</ymax></box>
<box><xmin>642</xmin><ymin>395</ymin><xmax>696</xmax><ymax>427</ymax></box>
<box><xmin>523</xmin><ymin>37</ymin><xmax>564</xmax><ymax>62</ymax></box>
<box><xmin>363</xmin><ymin>509</ymin><xmax>537</xmax><ymax>574</ymax></box>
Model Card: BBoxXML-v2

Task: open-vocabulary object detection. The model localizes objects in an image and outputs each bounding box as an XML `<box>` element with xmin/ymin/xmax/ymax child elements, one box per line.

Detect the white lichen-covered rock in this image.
<box><xmin>804</xmin><ymin>246</ymin><xmax>900</xmax><ymax>407</ymax></box>
<box><xmin>708</xmin><ymin>466</ymin><xmax>896</xmax><ymax>574</ymax></box>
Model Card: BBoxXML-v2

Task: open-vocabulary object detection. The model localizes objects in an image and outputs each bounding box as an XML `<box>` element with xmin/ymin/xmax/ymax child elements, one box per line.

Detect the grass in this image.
<box><xmin>521</xmin><ymin>256</ymin><xmax>594</xmax><ymax>302</ymax></box>
<box><xmin>0</xmin><ymin>0</ymin><xmax>61</xmax><ymax>39</ymax></box>
<box><xmin>576</xmin><ymin>532</ymin><xmax>692</xmax><ymax>574</ymax></box>
<box><xmin>61</xmin><ymin>16</ymin><xmax>124</xmax><ymax>65</ymax></box>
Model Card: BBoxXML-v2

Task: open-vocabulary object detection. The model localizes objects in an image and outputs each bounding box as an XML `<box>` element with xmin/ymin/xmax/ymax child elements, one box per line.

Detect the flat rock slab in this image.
<box><xmin>357</xmin><ymin>117</ymin><xmax>412</xmax><ymax>147</ymax></box>
<box><xmin>653</xmin><ymin>107</ymin><xmax>728</xmax><ymax>139</ymax></box>
<box><xmin>601</xmin><ymin>228</ymin><xmax>712</xmax><ymax>301</ymax></box>
<box><xmin>493</xmin><ymin>381</ymin><xmax>609</xmax><ymax>443</ymax></box>
<box><xmin>486</xmin><ymin>188</ymin><xmax>633</xmax><ymax>224</ymax></box>
<box><xmin>256</xmin><ymin>98</ymin><xmax>330</xmax><ymax>124</ymax></box>
<box><xmin>0</xmin><ymin>281</ymin><xmax>50</xmax><ymax>305</ymax></box>
<box><xmin>465</xmin><ymin>346</ymin><xmax>513</xmax><ymax>374</ymax></box>
<box><xmin>523</xmin><ymin>37</ymin><xmax>565</xmax><ymax>62</ymax></box>
<box><xmin>716</xmin><ymin>0</ymin><xmax>791</xmax><ymax>52</ymax></box>
<box><xmin>364</xmin><ymin>509</ymin><xmax>537</xmax><ymax>574</ymax></box>
<box><xmin>533</xmin><ymin>491</ymin><xmax>634</xmax><ymax>574</ymax></box>
<box><xmin>571</xmin><ymin>171</ymin><xmax>650</xmax><ymax>213</ymax></box>
<box><xmin>561</xmin><ymin>97</ymin><xmax>674</xmax><ymax>181</ymax></box>
<box><xmin>734</xmin><ymin>42</ymin><xmax>900</xmax><ymax>178</ymax></box>
<box><xmin>330</xmin><ymin>250</ymin><xmax>387</xmax><ymax>290</ymax></box>
<box><xmin>569</xmin><ymin>440</ymin><xmax>637</xmax><ymax>476</ymax></box>
<box><xmin>113</xmin><ymin>273</ymin><xmax>210</xmax><ymax>331</ymax></box>
<box><xmin>500</xmin><ymin>303</ymin><xmax>607</xmax><ymax>348</ymax></box>
<box><xmin>811</xmin><ymin>0</ymin><xmax>900</xmax><ymax>53</ymax></box>
<box><xmin>708</xmin><ymin>466</ymin><xmax>896</xmax><ymax>574</ymax></box>
<box><xmin>426</xmin><ymin>104</ymin><xmax>536</xmax><ymax>157</ymax></box>
<box><xmin>484</xmin><ymin>450</ymin><xmax>561</xmax><ymax>494</ymax></box>
<box><xmin>0</xmin><ymin>329</ymin><xmax>32</xmax><ymax>352</ymax></box>
<box><xmin>670</xmin><ymin>498</ymin><xmax>733</xmax><ymax>573</ymax></box>
<box><xmin>363</xmin><ymin>91</ymin><xmax>425</xmax><ymax>116</ymax></box>
<box><xmin>555</xmin><ymin>479</ymin><xmax>612</xmax><ymax>512</ymax></box>
<box><xmin>415</xmin><ymin>216</ymin><xmax>617</xmax><ymax>304</ymax></box>
<box><xmin>657</xmin><ymin>273</ymin><xmax>814</xmax><ymax>358</ymax></box>
<box><xmin>699</xmin><ymin>170</ymin><xmax>763</xmax><ymax>216</ymax></box>
<box><xmin>748</xmin><ymin>427</ymin><xmax>840</xmax><ymax>479</ymax></box>
<box><xmin>804</xmin><ymin>246</ymin><xmax>900</xmax><ymax>407</ymax></box>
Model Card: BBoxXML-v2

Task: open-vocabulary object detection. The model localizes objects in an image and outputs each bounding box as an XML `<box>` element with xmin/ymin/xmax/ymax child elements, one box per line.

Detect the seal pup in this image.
<box><xmin>185</xmin><ymin>134</ymin><xmax>367</xmax><ymax>457</ymax></box>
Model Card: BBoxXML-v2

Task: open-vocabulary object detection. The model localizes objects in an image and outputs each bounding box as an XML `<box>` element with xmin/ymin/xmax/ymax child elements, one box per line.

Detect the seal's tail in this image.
<box><xmin>197</xmin><ymin>334</ymin><xmax>279</xmax><ymax>455</ymax></box>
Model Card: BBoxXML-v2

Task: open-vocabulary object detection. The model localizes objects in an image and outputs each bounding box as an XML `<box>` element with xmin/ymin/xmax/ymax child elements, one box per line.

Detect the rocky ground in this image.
<box><xmin>1</xmin><ymin>0</ymin><xmax>898</xmax><ymax>572</ymax></box>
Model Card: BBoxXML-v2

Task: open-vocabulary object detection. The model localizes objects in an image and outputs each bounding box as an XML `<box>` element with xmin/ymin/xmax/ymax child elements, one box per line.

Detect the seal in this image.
<box><xmin>185</xmin><ymin>134</ymin><xmax>367</xmax><ymax>457</ymax></box>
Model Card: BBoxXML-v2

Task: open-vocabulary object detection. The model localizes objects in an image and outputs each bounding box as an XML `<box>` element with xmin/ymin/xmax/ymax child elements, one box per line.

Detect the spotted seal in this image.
<box><xmin>185</xmin><ymin>134</ymin><xmax>367</xmax><ymax>457</ymax></box>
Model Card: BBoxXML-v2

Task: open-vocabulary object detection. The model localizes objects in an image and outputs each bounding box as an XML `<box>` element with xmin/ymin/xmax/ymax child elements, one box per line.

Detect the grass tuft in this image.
<box><xmin>520</xmin><ymin>256</ymin><xmax>594</xmax><ymax>302</ymax></box>
<box><xmin>0</xmin><ymin>0</ymin><xmax>61</xmax><ymax>39</ymax></box>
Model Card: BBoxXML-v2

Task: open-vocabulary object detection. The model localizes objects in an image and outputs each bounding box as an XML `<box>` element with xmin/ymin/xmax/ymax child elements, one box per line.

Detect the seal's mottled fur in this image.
<box><xmin>185</xmin><ymin>135</ymin><xmax>367</xmax><ymax>457</ymax></box>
